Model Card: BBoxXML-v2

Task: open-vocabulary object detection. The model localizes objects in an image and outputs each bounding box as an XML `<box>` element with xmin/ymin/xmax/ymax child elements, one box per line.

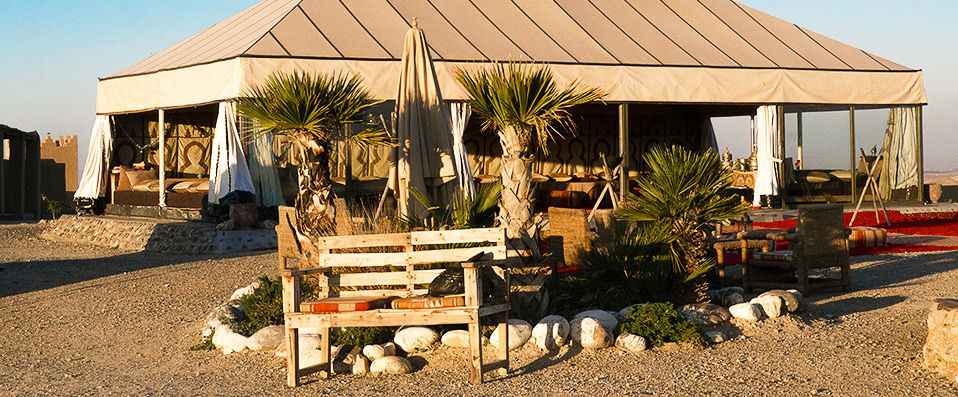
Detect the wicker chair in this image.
<box><xmin>739</xmin><ymin>204</ymin><xmax>851</xmax><ymax>295</ymax></box>
<box><xmin>546</xmin><ymin>207</ymin><xmax>597</xmax><ymax>267</ymax></box>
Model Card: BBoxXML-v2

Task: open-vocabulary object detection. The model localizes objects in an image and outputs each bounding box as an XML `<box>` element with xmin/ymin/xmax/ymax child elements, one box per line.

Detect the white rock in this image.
<box><xmin>724</xmin><ymin>292</ymin><xmax>745</xmax><ymax>306</ymax></box>
<box><xmin>339</xmin><ymin>345</ymin><xmax>362</xmax><ymax>365</ymax></box>
<box><xmin>381</xmin><ymin>342</ymin><xmax>397</xmax><ymax>357</ymax></box>
<box><xmin>729</xmin><ymin>303</ymin><xmax>763</xmax><ymax>322</ymax></box>
<box><xmin>786</xmin><ymin>289</ymin><xmax>809</xmax><ymax>312</ymax></box>
<box><xmin>530</xmin><ymin>315</ymin><xmax>570</xmax><ymax>351</ymax></box>
<box><xmin>246</xmin><ymin>325</ymin><xmax>284</xmax><ymax>351</ymax></box>
<box><xmin>370</xmin><ymin>356</ymin><xmax>413</xmax><ymax>374</ymax></box>
<box><xmin>705</xmin><ymin>331</ymin><xmax>729</xmax><ymax>343</ymax></box>
<box><xmin>680</xmin><ymin>303</ymin><xmax>732</xmax><ymax>326</ymax></box>
<box><xmin>759</xmin><ymin>290</ymin><xmax>801</xmax><ymax>312</ymax></box>
<box><xmin>618</xmin><ymin>304</ymin><xmax>645</xmax><ymax>317</ymax></box>
<box><xmin>394</xmin><ymin>327</ymin><xmax>438</xmax><ymax>353</ymax></box>
<box><xmin>440</xmin><ymin>330</ymin><xmax>471</xmax><ymax>348</ymax></box>
<box><xmin>570</xmin><ymin>310</ymin><xmax>619</xmax><ymax>344</ymax></box>
<box><xmin>229</xmin><ymin>282</ymin><xmax>260</xmax><ymax>301</ymax></box>
<box><xmin>615</xmin><ymin>332</ymin><xmax>647</xmax><ymax>354</ymax></box>
<box><xmin>352</xmin><ymin>355</ymin><xmax>370</xmax><ymax>375</ymax></box>
<box><xmin>577</xmin><ymin>317</ymin><xmax>613</xmax><ymax>349</ymax></box>
<box><xmin>274</xmin><ymin>332</ymin><xmax>323</xmax><ymax>358</ymax></box>
<box><xmin>362</xmin><ymin>342</ymin><xmax>396</xmax><ymax>361</ymax></box>
<box><xmin>490</xmin><ymin>319</ymin><xmax>533</xmax><ymax>351</ymax></box>
<box><xmin>750</xmin><ymin>295</ymin><xmax>785</xmax><ymax>319</ymax></box>
<box><xmin>211</xmin><ymin>325</ymin><xmax>249</xmax><ymax>354</ymax></box>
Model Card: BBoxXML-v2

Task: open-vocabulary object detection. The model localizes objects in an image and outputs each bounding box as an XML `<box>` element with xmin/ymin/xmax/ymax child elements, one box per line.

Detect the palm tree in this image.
<box><xmin>617</xmin><ymin>145</ymin><xmax>747</xmax><ymax>303</ymax></box>
<box><xmin>237</xmin><ymin>71</ymin><xmax>386</xmax><ymax>251</ymax></box>
<box><xmin>455</xmin><ymin>63</ymin><xmax>603</xmax><ymax>256</ymax></box>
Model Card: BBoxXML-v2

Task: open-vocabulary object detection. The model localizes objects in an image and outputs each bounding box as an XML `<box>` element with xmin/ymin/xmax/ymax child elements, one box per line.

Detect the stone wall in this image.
<box><xmin>923</xmin><ymin>298</ymin><xmax>958</xmax><ymax>384</ymax></box>
<box><xmin>39</xmin><ymin>134</ymin><xmax>78</xmax><ymax>208</ymax></box>
<box><xmin>41</xmin><ymin>215</ymin><xmax>277</xmax><ymax>254</ymax></box>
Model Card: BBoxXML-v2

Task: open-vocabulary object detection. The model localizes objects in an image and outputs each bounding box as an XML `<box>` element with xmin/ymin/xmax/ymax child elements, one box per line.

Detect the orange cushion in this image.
<box><xmin>754</xmin><ymin>250</ymin><xmax>793</xmax><ymax>262</ymax></box>
<box><xmin>849</xmin><ymin>227</ymin><xmax>888</xmax><ymax>248</ymax></box>
<box><xmin>390</xmin><ymin>294</ymin><xmax>465</xmax><ymax>309</ymax></box>
<box><xmin>300</xmin><ymin>296</ymin><xmax>395</xmax><ymax>313</ymax></box>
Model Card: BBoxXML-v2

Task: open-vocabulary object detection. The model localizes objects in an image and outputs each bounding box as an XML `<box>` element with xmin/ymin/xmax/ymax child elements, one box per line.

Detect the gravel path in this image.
<box><xmin>1</xmin><ymin>222</ymin><xmax>956</xmax><ymax>396</ymax></box>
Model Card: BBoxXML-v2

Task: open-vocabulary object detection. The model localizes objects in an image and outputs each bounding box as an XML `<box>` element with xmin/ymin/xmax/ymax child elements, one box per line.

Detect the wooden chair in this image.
<box><xmin>275</xmin><ymin>206</ymin><xmax>511</xmax><ymax>386</ymax></box>
<box><xmin>739</xmin><ymin>204</ymin><xmax>852</xmax><ymax>295</ymax></box>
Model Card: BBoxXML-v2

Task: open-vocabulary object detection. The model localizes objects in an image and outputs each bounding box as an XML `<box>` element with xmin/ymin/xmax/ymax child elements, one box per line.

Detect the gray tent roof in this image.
<box><xmin>109</xmin><ymin>0</ymin><xmax>912</xmax><ymax>80</ymax></box>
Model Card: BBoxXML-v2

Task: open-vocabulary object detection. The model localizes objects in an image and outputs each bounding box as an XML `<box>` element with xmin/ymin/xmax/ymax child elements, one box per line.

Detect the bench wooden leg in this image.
<box><xmin>468</xmin><ymin>320</ymin><xmax>483</xmax><ymax>384</ymax></box>
<box><xmin>286</xmin><ymin>326</ymin><xmax>299</xmax><ymax>387</ymax></box>
<box><xmin>319</xmin><ymin>326</ymin><xmax>332</xmax><ymax>376</ymax></box>
<box><xmin>497</xmin><ymin>311</ymin><xmax>509</xmax><ymax>376</ymax></box>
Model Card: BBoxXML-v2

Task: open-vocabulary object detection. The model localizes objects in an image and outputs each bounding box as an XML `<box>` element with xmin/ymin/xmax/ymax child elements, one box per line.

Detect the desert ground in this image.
<box><xmin>1</xmin><ymin>222</ymin><xmax>957</xmax><ymax>396</ymax></box>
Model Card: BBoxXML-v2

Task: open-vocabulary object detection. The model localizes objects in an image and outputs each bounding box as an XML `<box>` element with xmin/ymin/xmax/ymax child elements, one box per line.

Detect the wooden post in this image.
<box><xmin>796</xmin><ymin>111</ymin><xmax>803</xmax><ymax>170</ymax></box>
<box><xmin>282</xmin><ymin>274</ymin><xmax>301</xmax><ymax>387</ymax></box>
<box><xmin>618</xmin><ymin>103</ymin><xmax>629</xmax><ymax>201</ymax></box>
<box><xmin>776</xmin><ymin>106</ymin><xmax>786</xmax><ymax>204</ymax></box>
<box><xmin>917</xmin><ymin>106</ymin><xmax>924</xmax><ymax>203</ymax></box>
<box><xmin>158</xmin><ymin>109</ymin><xmax>167</xmax><ymax>207</ymax></box>
<box><xmin>849</xmin><ymin>106</ymin><xmax>856</xmax><ymax>203</ymax></box>
<box><xmin>35</xmin><ymin>140</ymin><xmax>42</xmax><ymax>218</ymax></box>
<box><xmin>0</xmin><ymin>128</ymin><xmax>5</xmax><ymax>214</ymax></box>
<box><xmin>19</xmin><ymin>133</ymin><xmax>26</xmax><ymax>218</ymax></box>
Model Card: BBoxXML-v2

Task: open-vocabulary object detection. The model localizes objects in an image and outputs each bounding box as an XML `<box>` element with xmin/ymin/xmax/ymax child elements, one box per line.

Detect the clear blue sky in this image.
<box><xmin>1</xmin><ymin>1</ymin><xmax>955</xmax><ymax>171</ymax></box>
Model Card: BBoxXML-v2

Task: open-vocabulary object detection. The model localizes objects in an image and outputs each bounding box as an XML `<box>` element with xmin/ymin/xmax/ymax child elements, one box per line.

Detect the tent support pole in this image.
<box><xmin>0</xmin><ymin>127</ymin><xmax>5</xmax><ymax>214</ymax></box>
<box><xmin>796</xmin><ymin>111</ymin><xmax>803</xmax><ymax>170</ymax></box>
<box><xmin>158</xmin><ymin>109</ymin><xmax>166</xmax><ymax>208</ymax></box>
<box><xmin>776</xmin><ymin>106</ymin><xmax>786</xmax><ymax>208</ymax></box>
<box><xmin>618</xmin><ymin>103</ymin><xmax>629</xmax><ymax>202</ymax></box>
<box><xmin>849</xmin><ymin>106</ymin><xmax>856</xmax><ymax>204</ymax></box>
<box><xmin>917</xmin><ymin>105</ymin><xmax>924</xmax><ymax>203</ymax></box>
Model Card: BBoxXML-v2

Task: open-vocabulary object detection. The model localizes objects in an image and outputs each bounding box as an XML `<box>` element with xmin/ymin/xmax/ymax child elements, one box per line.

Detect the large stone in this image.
<box><xmin>394</xmin><ymin>327</ymin><xmax>438</xmax><ymax>353</ymax></box>
<box><xmin>577</xmin><ymin>317</ymin><xmax>613</xmax><ymax>349</ymax></box>
<box><xmin>490</xmin><ymin>319</ymin><xmax>533</xmax><ymax>351</ymax></box>
<box><xmin>352</xmin><ymin>355</ymin><xmax>370</xmax><ymax>375</ymax></box>
<box><xmin>571</xmin><ymin>310</ymin><xmax>618</xmax><ymax>344</ymax></box>
<box><xmin>729</xmin><ymin>303</ymin><xmax>763</xmax><ymax>322</ymax></box>
<box><xmin>246</xmin><ymin>325</ymin><xmax>284</xmax><ymax>351</ymax></box>
<box><xmin>615</xmin><ymin>332</ymin><xmax>647</xmax><ymax>354</ymax></box>
<box><xmin>751</xmin><ymin>295</ymin><xmax>785</xmax><ymax>319</ymax></box>
<box><xmin>274</xmin><ymin>332</ymin><xmax>323</xmax><ymax>358</ymax></box>
<box><xmin>760</xmin><ymin>290</ymin><xmax>802</xmax><ymax>312</ymax></box>
<box><xmin>705</xmin><ymin>331</ymin><xmax>729</xmax><ymax>344</ymax></box>
<box><xmin>923</xmin><ymin>299</ymin><xmax>958</xmax><ymax>383</ymax></box>
<box><xmin>786</xmin><ymin>289</ymin><xmax>810</xmax><ymax>312</ymax></box>
<box><xmin>530</xmin><ymin>315</ymin><xmax>570</xmax><ymax>351</ymax></box>
<box><xmin>211</xmin><ymin>324</ymin><xmax>249</xmax><ymax>354</ymax></box>
<box><xmin>724</xmin><ymin>292</ymin><xmax>745</xmax><ymax>306</ymax></box>
<box><xmin>440</xmin><ymin>330</ymin><xmax>470</xmax><ymax>348</ymax></box>
<box><xmin>229</xmin><ymin>282</ymin><xmax>260</xmax><ymax>301</ymax></box>
<box><xmin>680</xmin><ymin>303</ymin><xmax>732</xmax><ymax>326</ymax></box>
<box><xmin>370</xmin><ymin>356</ymin><xmax>413</xmax><ymax>375</ymax></box>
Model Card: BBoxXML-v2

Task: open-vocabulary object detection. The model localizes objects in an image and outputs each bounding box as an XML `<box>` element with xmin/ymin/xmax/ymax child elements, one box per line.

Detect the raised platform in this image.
<box><xmin>40</xmin><ymin>215</ymin><xmax>277</xmax><ymax>254</ymax></box>
<box><xmin>105</xmin><ymin>204</ymin><xmax>204</xmax><ymax>221</ymax></box>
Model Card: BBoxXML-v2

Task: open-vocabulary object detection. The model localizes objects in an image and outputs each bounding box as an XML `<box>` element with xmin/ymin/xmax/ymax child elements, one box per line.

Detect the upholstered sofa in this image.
<box><xmin>112</xmin><ymin>166</ymin><xmax>208</xmax><ymax>209</ymax></box>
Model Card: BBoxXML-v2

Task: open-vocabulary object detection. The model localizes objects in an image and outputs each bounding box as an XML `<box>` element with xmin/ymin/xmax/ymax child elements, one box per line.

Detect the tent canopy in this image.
<box><xmin>97</xmin><ymin>0</ymin><xmax>926</xmax><ymax>114</ymax></box>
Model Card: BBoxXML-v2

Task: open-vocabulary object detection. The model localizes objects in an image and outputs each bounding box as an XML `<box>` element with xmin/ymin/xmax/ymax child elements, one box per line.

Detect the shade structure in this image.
<box><xmin>208</xmin><ymin>102</ymin><xmax>256</xmax><ymax>204</ymax></box>
<box><xmin>450</xmin><ymin>102</ymin><xmax>476</xmax><ymax>198</ymax></box>
<box><xmin>752</xmin><ymin>105</ymin><xmax>780</xmax><ymax>207</ymax></box>
<box><xmin>392</xmin><ymin>23</ymin><xmax>457</xmax><ymax>217</ymax></box>
<box><xmin>96</xmin><ymin>0</ymin><xmax>925</xmax><ymax>115</ymax></box>
<box><xmin>75</xmin><ymin>115</ymin><xmax>113</xmax><ymax>199</ymax></box>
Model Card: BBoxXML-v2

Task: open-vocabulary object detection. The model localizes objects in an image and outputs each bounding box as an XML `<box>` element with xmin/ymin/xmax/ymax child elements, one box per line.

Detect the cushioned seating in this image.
<box><xmin>300</xmin><ymin>296</ymin><xmax>395</xmax><ymax>313</ymax></box>
<box><xmin>801</xmin><ymin>171</ymin><xmax>832</xmax><ymax>184</ymax></box>
<box><xmin>849</xmin><ymin>226</ymin><xmax>888</xmax><ymax>248</ymax></box>
<box><xmin>753</xmin><ymin>250</ymin><xmax>793</xmax><ymax>262</ymax></box>
<box><xmin>390</xmin><ymin>294</ymin><xmax>465</xmax><ymax>309</ymax></box>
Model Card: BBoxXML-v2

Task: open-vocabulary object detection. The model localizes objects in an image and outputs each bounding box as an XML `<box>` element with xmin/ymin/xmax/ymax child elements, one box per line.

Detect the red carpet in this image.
<box><xmin>753</xmin><ymin>210</ymin><xmax>958</xmax><ymax>237</ymax></box>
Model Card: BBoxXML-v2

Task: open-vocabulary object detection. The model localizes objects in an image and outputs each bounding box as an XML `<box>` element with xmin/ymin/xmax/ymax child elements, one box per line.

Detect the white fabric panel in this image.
<box><xmin>75</xmin><ymin>115</ymin><xmax>113</xmax><ymax>199</ymax></box>
<box><xmin>450</xmin><ymin>102</ymin><xmax>476</xmax><ymax>198</ymax></box>
<box><xmin>701</xmin><ymin>118</ymin><xmax>718</xmax><ymax>153</ymax></box>
<box><xmin>247</xmin><ymin>129</ymin><xmax>285</xmax><ymax>207</ymax></box>
<box><xmin>208</xmin><ymin>102</ymin><xmax>256</xmax><ymax>204</ymax></box>
<box><xmin>96</xmin><ymin>57</ymin><xmax>927</xmax><ymax>115</ymax></box>
<box><xmin>752</xmin><ymin>105</ymin><xmax>780</xmax><ymax>207</ymax></box>
<box><xmin>878</xmin><ymin>106</ymin><xmax>920</xmax><ymax>196</ymax></box>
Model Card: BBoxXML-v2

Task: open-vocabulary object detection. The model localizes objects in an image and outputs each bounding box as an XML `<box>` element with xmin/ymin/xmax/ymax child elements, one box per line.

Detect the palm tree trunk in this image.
<box><xmin>292</xmin><ymin>132</ymin><xmax>332</xmax><ymax>258</ymax></box>
<box><xmin>498</xmin><ymin>129</ymin><xmax>539</xmax><ymax>257</ymax></box>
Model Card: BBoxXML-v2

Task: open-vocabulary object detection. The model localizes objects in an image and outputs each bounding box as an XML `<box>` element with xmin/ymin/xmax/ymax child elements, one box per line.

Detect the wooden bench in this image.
<box><xmin>276</xmin><ymin>206</ymin><xmax>511</xmax><ymax>386</ymax></box>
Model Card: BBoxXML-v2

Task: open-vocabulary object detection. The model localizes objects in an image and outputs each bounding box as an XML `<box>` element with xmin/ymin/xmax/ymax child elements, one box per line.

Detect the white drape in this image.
<box><xmin>75</xmin><ymin>115</ymin><xmax>113</xmax><ymax>199</ymax></box>
<box><xmin>450</xmin><ymin>102</ymin><xmax>475</xmax><ymax>198</ymax></box>
<box><xmin>753</xmin><ymin>105</ymin><xmax>780</xmax><ymax>207</ymax></box>
<box><xmin>247</xmin><ymin>128</ymin><xmax>285</xmax><ymax>207</ymax></box>
<box><xmin>878</xmin><ymin>106</ymin><xmax>920</xmax><ymax>197</ymax></box>
<box><xmin>208</xmin><ymin>101</ymin><xmax>256</xmax><ymax>205</ymax></box>
<box><xmin>701</xmin><ymin>118</ymin><xmax>718</xmax><ymax>153</ymax></box>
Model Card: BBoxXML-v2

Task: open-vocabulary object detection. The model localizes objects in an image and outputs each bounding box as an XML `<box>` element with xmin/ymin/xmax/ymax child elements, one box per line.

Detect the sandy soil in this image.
<box><xmin>1</xmin><ymin>222</ymin><xmax>957</xmax><ymax>396</ymax></box>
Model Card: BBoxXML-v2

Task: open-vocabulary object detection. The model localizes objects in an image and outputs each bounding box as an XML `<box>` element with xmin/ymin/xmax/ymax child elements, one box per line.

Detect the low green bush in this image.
<box><xmin>616</xmin><ymin>302</ymin><xmax>707</xmax><ymax>347</ymax></box>
<box><xmin>234</xmin><ymin>276</ymin><xmax>315</xmax><ymax>337</ymax></box>
<box><xmin>331</xmin><ymin>326</ymin><xmax>394</xmax><ymax>347</ymax></box>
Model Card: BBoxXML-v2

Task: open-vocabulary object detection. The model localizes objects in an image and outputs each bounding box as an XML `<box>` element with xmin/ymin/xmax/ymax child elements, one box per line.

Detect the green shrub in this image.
<box><xmin>190</xmin><ymin>335</ymin><xmax>215</xmax><ymax>351</ymax></box>
<box><xmin>331</xmin><ymin>326</ymin><xmax>393</xmax><ymax>347</ymax></box>
<box><xmin>616</xmin><ymin>302</ymin><xmax>707</xmax><ymax>347</ymax></box>
<box><xmin>41</xmin><ymin>194</ymin><xmax>63</xmax><ymax>220</ymax></box>
<box><xmin>234</xmin><ymin>276</ymin><xmax>315</xmax><ymax>337</ymax></box>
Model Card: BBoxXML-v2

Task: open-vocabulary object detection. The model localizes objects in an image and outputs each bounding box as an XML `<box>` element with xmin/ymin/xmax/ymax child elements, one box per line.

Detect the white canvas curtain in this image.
<box><xmin>753</xmin><ymin>105</ymin><xmax>780</xmax><ymax>207</ymax></box>
<box><xmin>878</xmin><ymin>106</ymin><xmax>920</xmax><ymax>197</ymax></box>
<box><xmin>246</xmin><ymin>129</ymin><xmax>285</xmax><ymax>207</ymax></box>
<box><xmin>450</xmin><ymin>102</ymin><xmax>475</xmax><ymax>198</ymax></box>
<box><xmin>208</xmin><ymin>101</ymin><xmax>256</xmax><ymax>205</ymax></box>
<box><xmin>701</xmin><ymin>118</ymin><xmax>719</xmax><ymax>153</ymax></box>
<box><xmin>75</xmin><ymin>115</ymin><xmax>113</xmax><ymax>199</ymax></box>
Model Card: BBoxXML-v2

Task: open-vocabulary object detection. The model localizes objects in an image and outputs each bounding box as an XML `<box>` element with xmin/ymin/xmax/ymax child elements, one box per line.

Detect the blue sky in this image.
<box><xmin>1</xmin><ymin>1</ymin><xmax>955</xmax><ymax>171</ymax></box>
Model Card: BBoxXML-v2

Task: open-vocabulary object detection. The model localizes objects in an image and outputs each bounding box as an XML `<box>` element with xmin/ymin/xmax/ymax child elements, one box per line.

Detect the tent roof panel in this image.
<box><xmin>700</xmin><ymin>0</ymin><xmax>814</xmax><ymax>68</ymax></box>
<box><xmin>298</xmin><ymin>0</ymin><xmax>392</xmax><ymax>58</ymax></box>
<box><xmin>470</xmin><ymin>0</ymin><xmax>576</xmax><ymax>62</ymax></box>
<box><xmin>553</xmin><ymin>0</ymin><xmax>659</xmax><ymax>65</ymax></box>
<box><xmin>666</xmin><ymin>0</ymin><xmax>774</xmax><ymax>68</ymax></box>
<box><xmin>389</xmin><ymin>0</ymin><xmax>487</xmax><ymax>60</ymax></box>
<box><xmin>267</xmin><ymin>5</ymin><xmax>340</xmax><ymax>57</ymax></box>
<box><xmin>342</xmin><ymin>0</ymin><xmax>417</xmax><ymax>59</ymax></box>
<box><xmin>429</xmin><ymin>1</ymin><xmax>531</xmax><ymax>61</ymax></box>
<box><xmin>590</xmin><ymin>0</ymin><xmax>699</xmax><ymax>65</ymax></box>
<box><xmin>628</xmin><ymin>0</ymin><xmax>738</xmax><ymax>67</ymax></box>
<box><xmin>512</xmin><ymin>0</ymin><xmax>618</xmax><ymax>64</ymax></box>
<box><xmin>246</xmin><ymin>32</ymin><xmax>289</xmax><ymax>56</ymax></box>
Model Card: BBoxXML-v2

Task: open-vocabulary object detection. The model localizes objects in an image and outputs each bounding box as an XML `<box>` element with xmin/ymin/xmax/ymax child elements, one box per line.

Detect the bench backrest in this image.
<box><xmin>276</xmin><ymin>206</ymin><xmax>507</xmax><ymax>298</ymax></box>
<box><xmin>795</xmin><ymin>204</ymin><xmax>849</xmax><ymax>267</ymax></box>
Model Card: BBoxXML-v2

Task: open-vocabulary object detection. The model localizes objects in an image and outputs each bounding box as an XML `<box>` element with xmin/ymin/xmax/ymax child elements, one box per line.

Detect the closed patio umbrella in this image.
<box><xmin>392</xmin><ymin>21</ymin><xmax>457</xmax><ymax>217</ymax></box>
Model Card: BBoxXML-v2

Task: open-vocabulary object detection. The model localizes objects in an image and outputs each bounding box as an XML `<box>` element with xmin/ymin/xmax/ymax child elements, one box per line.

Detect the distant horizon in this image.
<box><xmin>1</xmin><ymin>0</ymin><xmax>955</xmax><ymax>173</ymax></box>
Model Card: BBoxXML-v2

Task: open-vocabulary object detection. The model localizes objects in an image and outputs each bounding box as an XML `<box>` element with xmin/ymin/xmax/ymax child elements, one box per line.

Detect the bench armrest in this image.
<box><xmin>280</xmin><ymin>267</ymin><xmax>327</xmax><ymax>277</ymax></box>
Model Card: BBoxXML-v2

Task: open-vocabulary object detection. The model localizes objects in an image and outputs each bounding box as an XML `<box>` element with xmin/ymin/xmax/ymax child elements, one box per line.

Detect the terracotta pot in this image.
<box><xmin>929</xmin><ymin>183</ymin><xmax>943</xmax><ymax>204</ymax></box>
<box><xmin>229</xmin><ymin>203</ymin><xmax>260</xmax><ymax>228</ymax></box>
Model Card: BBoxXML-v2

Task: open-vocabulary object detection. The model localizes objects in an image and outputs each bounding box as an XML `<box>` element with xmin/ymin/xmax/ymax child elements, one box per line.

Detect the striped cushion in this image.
<box><xmin>300</xmin><ymin>296</ymin><xmax>395</xmax><ymax>313</ymax></box>
<box><xmin>390</xmin><ymin>294</ymin><xmax>465</xmax><ymax>309</ymax></box>
<box><xmin>753</xmin><ymin>250</ymin><xmax>793</xmax><ymax>262</ymax></box>
<box><xmin>849</xmin><ymin>227</ymin><xmax>888</xmax><ymax>248</ymax></box>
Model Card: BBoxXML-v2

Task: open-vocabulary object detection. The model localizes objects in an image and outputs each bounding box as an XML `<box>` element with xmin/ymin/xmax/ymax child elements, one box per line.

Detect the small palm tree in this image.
<box><xmin>617</xmin><ymin>145</ymin><xmax>747</xmax><ymax>303</ymax></box>
<box><xmin>455</xmin><ymin>63</ymin><xmax>603</xmax><ymax>256</ymax></box>
<box><xmin>237</xmin><ymin>71</ymin><xmax>386</xmax><ymax>246</ymax></box>
<box><xmin>399</xmin><ymin>182</ymin><xmax>501</xmax><ymax>231</ymax></box>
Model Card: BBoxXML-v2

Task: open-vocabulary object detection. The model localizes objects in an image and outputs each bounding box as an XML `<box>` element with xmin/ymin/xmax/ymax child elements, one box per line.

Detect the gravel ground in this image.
<box><xmin>1</xmin><ymin>222</ymin><xmax>957</xmax><ymax>396</ymax></box>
